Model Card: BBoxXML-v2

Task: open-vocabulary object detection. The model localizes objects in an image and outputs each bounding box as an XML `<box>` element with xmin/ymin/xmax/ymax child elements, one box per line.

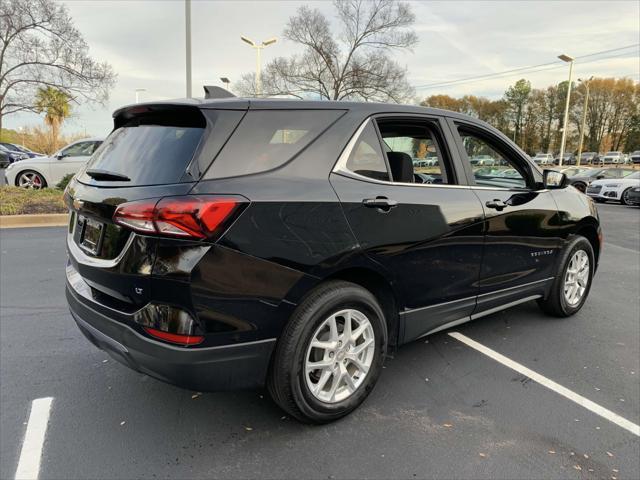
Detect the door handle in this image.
<box><xmin>363</xmin><ymin>196</ymin><xmax>398</xmax><ymax>211</ymax></box>
<box><xmin>485</xmin><ymin>199</ymin><xmax>508</xmax><ymax>211</ymax></box>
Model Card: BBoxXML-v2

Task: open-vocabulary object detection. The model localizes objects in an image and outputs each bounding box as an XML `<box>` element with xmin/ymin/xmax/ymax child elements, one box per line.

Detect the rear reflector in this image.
<box><xmin>113</xmin><ymin>195</ymin><xmax>246</xmax><ymax>240</ymax></box>
<box><xmin>143</xmin><ymin>327</ymin><xmax>204</xmax><ymax>346</ymax></box>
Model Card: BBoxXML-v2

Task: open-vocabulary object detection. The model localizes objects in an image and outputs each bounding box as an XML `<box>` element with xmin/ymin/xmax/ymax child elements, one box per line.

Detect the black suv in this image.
<box><xmin>65</xmin><ymin>99</ymin><xmax>601</xmax><ymax>423</ymax></box>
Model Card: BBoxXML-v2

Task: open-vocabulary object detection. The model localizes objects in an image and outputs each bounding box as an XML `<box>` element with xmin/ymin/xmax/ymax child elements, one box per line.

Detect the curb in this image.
<box><xmin>0</xmin><ymin>214</ymin><xmax>69</xmax><ymax>229</ymax></box>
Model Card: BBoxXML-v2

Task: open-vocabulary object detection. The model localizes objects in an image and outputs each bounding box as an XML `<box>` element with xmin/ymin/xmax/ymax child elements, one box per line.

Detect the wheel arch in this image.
<box><xmin>574</xmin><ymin>222</ymin><xmax>600</xmax><ymax>267</ymax></box>
<box><xmin>323</xmin><ymin>267</ymin><xmax>401</xmax><ymax>348</ymax></box>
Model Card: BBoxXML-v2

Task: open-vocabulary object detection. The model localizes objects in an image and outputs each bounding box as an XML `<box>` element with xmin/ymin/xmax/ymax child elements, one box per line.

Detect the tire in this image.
<box><xmin>620</xmin><ymin>187</ymin><xmax>632</xmax><ymax>206</ymax></box>
<box><xmin>16</xmin><ymin>170</ymin><xmax>47</xmax><ymax>189</ymax></box>
<box><xmin>267</xmin><ymin>280</ymin><xmax>387</xmax><ymax>424</ymax></box>
<box><xmin>572</xmin><ymin>182</ymin><xmax>586</xmax><ymax>193</ymax></box>
<box><xmin>537</xmin><ymin>236</ymin><xmax>594</xmax><ymax>317</ymax></box>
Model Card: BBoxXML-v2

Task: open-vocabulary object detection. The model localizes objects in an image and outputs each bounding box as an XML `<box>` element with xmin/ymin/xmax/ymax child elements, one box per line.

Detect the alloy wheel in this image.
<box><xmin>304</xmin><ymin>309</ymin><xmax>375</xmax><ymax>403</ymax></box>
<box><xmin>563</xmin><ymin>250</ymin><xmax>590</xmax><ymax>306</ymax></box>
<box><xmin>17</xmin><ymin>172</ymin><xmax>44</xmax><ymax>189</ymax></box>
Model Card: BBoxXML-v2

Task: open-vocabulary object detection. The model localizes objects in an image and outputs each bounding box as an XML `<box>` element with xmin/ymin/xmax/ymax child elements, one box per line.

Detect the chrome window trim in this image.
<box><xmin>332</xmin><ymin>117</ymin><xmax>541</xmax><ymax>192</ymax></box>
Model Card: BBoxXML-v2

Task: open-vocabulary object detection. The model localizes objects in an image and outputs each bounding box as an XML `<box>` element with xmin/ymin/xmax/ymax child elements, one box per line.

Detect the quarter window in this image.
<box><xmin>458</xmin><ymin>129</ymin><xmax>528</xmax><ymax>189</ymax></box>
<box><xmin>345</xmin><ymin>123</ymin><xmax>390</xmax><ymax>181</ymax></box>
<box><xmin>207</xmin><ymin>109</ymin><xmax>344</xmax><ymax>179</ymax></box>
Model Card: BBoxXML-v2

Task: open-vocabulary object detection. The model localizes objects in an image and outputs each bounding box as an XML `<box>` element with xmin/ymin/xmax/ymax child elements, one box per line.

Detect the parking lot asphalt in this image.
<box><xmin>1</xmin><ymin>203</ymin><xmax>638</xmax><ymax>480</ymax></box>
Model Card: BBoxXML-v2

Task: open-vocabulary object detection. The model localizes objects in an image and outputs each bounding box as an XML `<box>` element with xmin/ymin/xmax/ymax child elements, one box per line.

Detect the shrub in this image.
<box><xmin>56</xmin><ymin>173</ymin><xmax>74</xmax><ymax>190</ymax></box>
<box><xmin>0</xmin><ymin>186</ymin><xmax>66</xmax><ymax>215</ymax></box>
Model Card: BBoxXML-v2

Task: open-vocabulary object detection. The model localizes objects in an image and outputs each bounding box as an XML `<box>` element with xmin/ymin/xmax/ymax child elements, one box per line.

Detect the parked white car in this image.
<box><xmin>4</xmin><ymin>137</ymin><xmax>103</xmax><ymax>188</ymax></box>
<box><xmin>532</xmin><ymin>153</ymin><xmax>555</xmax><ymax>166</ymax></box>
<box><xmin>586</xmin><ymin>171</ymin><xmax>640</xmax><ymax>205</ymax></box>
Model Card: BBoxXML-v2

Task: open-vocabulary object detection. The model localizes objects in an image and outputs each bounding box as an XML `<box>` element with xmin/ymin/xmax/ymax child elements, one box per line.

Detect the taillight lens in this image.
<box><xmin>113</xmin><ymin>195</ymin><xmax>246</xmax><ymax>240</ymax></box>
<box><xmin>143</xmin><ymin>327</ymin><xmax>204</xmax><ymax>346</ymax></box>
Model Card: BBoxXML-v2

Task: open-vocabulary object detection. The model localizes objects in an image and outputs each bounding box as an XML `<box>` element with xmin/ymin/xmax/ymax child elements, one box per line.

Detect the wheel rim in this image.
<box><xmin>18</xmin><ymin>172</ymin><xmax>43</xmax><ymax>189</ymax></box>
<box><xmin>622</xmin><ymin>189</ymin><xmax>630</xmax><ymax>204</ymax></box>
<box><xmin>563</xmin><ymin>250</ymin><xmax>590</xmax><ymax>306</ymax></box>
<box><xmin>304</xmin><ymin>309</ymin><xmax>375</xmax><ymax>404</ymax></box>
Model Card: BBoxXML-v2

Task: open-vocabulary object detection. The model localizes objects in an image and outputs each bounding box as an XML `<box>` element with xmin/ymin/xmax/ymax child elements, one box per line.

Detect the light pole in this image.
<box><xmin>558</xmin><ymin>53</ymin><xmax>574</xmax><ymax>167</ymax></box>
<box><xmin>18</xmin><ymin>126</ymin><xmax>25</xmax><ymax>146</ymax></box>
<box><xmin>240</xmin><ymin>36</ymin><xmax>277</xmax><ymax>97</ymax></box>
<box><xmin>576</xmin><ymin>76</ymin><xmax>594</xmax><ymax>167</ymax></box>
<box><xmin>185</xmin><ymin>0</ymin><xmax>192</xmax><ymax>98</ymax></box>
<box><xmin>134</xmin><ymin>88</ymin><xmax>146</xmax><ymax>104</ymax></box>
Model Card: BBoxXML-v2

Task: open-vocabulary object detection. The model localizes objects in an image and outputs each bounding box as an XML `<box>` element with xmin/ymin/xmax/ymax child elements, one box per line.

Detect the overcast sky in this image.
<box><xmin>5</xmin><ymin>0</ymin><xmax>639</xmax><ymax>137</ymax></box>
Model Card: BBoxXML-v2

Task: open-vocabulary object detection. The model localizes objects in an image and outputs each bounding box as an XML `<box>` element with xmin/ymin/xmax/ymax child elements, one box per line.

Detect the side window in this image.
<box><xmin>63</xmin><ymin>142</ymin><xmax>95</xmax><ymax>157</ymax></box>
<box><xmin>345</xmin><ymin>123</ymin><xmax>390</xmax><ymax>181</ymax></box>
<box><xmin>377</xmin><ymin>120</ymin><xmax>451</xmax><ymax>184</ymax></box>
<box><xmin>458</xmin><ymin>129</ymin><xmax>528</xmax><ymax>189</ymax></box>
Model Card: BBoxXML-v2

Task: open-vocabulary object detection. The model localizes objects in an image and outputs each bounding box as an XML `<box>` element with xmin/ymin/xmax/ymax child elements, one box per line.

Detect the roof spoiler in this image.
<box><xmin>203</xmin><ymin>86</ymin><xmax>236</xmax><ymax>99</ymax></box>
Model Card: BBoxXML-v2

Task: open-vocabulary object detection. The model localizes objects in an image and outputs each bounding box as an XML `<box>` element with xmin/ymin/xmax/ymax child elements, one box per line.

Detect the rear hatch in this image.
<box><xmin>66</xmin><ymin>103</ymin><xmax>246</xmax><ymax>310</ymax></box>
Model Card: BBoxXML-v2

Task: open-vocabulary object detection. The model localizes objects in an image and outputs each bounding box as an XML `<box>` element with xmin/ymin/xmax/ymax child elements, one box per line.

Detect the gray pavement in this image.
<box><xmin>1</xmin><ymin>203</ymin><xmax>639</xmax><ymax>479</ymax></box>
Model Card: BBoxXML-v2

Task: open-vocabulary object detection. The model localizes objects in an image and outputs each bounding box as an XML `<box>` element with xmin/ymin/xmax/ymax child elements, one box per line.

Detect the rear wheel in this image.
<box><xmin>268</xmin><ymin>280</ymin><xmax>387</xmax><ymax>423</ymax></box>
<box><xmin>620</xmin><ymin>187</ymin><xmax>632</xmax><ymax>206</ymax></box>
<box><xmin>538</xmin><ymin>236</ymin><xmax>594</xmax><ymax>317</ymax></box>
<box><xmin>16</xmin><ymin>170</ymin><xmax>46</xmax><ymax>189</ymax></box>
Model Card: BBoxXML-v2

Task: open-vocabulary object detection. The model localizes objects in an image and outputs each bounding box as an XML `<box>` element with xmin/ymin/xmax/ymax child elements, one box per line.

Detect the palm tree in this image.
<box><xmin>34</xmin><ymin>87</ymin><xmax>71</xmax><ymax>150</ymax></box>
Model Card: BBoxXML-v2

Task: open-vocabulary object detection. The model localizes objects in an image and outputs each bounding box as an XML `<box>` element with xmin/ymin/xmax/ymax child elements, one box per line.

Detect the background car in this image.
<box><xmin>561</xmin><ymin>166</ymin><xmax>591</xmax><ymax>177</ymax></box>
<box><xmin>578</xmin><ymin>152</ymin><xmax>599</xmax><ymax>165</ymax></box>
<box><xmin>4</xmin><ymin>137</ymin><xmax>103</xmax><ymax>188</ymax></box>
<box><xmin>586</xmin><ymin>171</ymin><xmax>640</xmax><ymax>205</ymax></box>
<box><xmin>0</xmin><ymin>144</ymin><xmax>28</xmax><ymax>165</ymax></box>
<box><xmin>629</xmin><ymin>151</ymin><xmax>640</xmax><ymax>164</ymax></box>
<box><xmin>602</xmin><ymin>151</ymin><xmax>625</xmax><ymax>164</ymax></box>
<box><xmin>470</xmin><ymin>154</ymin><xmax>496</xmax><ymax>166</ymax></box>
<box><xmin>568</xmin><ymin>167</ymin><xmax>635</xmax><ymax>193</ymax></box>
<box><xmin>532</xmin><ymin>153</ymin><xmax>554</xmax><ymax>165</ymax></box>
<box><xmin>0</xmin><ymin>142</ymin><xmax>43</xmax><ymax>158</ymax></box>
<box><xmin>556</xmin><ymin>153</ymin><xmax>577</xmax><ymax>165</ymax></box>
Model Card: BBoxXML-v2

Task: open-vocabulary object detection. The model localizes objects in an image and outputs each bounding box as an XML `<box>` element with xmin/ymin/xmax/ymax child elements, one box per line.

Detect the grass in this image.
<box><xmin>0</xmin><ymin>186</ymin><xmax>66</xmax><ymax>215</ymax></box>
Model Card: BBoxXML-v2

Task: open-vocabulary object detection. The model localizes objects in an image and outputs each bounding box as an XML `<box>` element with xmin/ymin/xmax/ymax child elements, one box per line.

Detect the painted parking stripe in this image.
<box><xmin>448</xmin><ymin>332</ymin><xmax>640</xmax><ymax>437</ymax></box>
<box><xmin>15</xmin><ymin>397</ymin><xmax>53</xmax><ymax>480</ymax></box>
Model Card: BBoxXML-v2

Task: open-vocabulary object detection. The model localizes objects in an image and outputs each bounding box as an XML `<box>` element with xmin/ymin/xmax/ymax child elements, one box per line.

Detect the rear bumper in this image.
<box><xmin>66</xmin><ymin>283</ymin><xmax>275</xmax><ymax>391</ymax></box>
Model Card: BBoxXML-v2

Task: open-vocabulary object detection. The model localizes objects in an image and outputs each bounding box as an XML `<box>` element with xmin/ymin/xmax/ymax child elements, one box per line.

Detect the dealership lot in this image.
<box><xmin>1</xmin><ymin>203</ymin><xmax>638</xmax><ymax>479</ymax></box>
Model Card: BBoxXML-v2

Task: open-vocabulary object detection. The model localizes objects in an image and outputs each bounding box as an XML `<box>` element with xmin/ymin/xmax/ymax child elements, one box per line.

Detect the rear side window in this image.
<box><xmin>82</xmin><ymin>125</ymin><xmax>203</xmax><ymax>185</ymax></box>
<box><xmin>206</xmin><ymin>110</ymin><xmax>344</xmax><ymax>179</ymax></box>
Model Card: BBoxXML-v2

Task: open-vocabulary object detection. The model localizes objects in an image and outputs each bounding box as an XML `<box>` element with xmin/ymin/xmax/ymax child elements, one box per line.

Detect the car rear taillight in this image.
<box><xmin>113</xmin><ymin>195</ymin><xmax>246</xmax><ymax>240</ymax></box>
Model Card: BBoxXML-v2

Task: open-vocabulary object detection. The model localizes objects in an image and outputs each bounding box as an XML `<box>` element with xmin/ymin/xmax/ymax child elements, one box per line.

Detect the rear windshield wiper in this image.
<box><xmin>85</xmin><ymin>169</ymin><xmax>131</xmax><ymax>181</ymax></box>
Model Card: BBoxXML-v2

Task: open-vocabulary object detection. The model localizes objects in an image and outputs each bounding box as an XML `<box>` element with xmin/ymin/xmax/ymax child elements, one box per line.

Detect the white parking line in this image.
<box><xmin>448</xmin><ymin>332</ymin><xmax>640</xmax><ymax>437</ymax></box>
<box><xmin>15</xmin><ymin>397</ymin><xmax>53</xmax><ymax>480</ymax></box>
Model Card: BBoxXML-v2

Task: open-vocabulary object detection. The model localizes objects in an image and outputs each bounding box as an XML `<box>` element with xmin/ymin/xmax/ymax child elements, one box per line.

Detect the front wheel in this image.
<box><xmin>267</xmin><ymin>281</ymin><xmax>387</xmax><ymax>423</ymax></box>
<box><xmin>538</xmin><ymin>236</ymin><xmax>594</xmax><ymax>317</ymax></box>
<box><xmin>620</xmin><ymin>187</ymin><xmax>633</xmax><ymax>206</ymax></box>
<box><xmin>16</xmin><ymin>170</ymin><xmax>46</xmax><ymax>189</ymax></box>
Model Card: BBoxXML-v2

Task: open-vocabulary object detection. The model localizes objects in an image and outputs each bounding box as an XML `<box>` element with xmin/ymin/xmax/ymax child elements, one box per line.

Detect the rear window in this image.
<box><xmin>81</xmin><ymin>125</ymin><xmax>203</xmax><ymax>185</ymax></box>
<box><xmin>205</xmin><ymin>109</ymin><xmax>344</xmax><ymax>179</ymax></box>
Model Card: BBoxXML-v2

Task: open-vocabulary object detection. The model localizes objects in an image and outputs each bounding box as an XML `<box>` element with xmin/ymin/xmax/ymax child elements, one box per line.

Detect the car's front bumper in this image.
<box><xmin>66</xmin><ymin>269</ymin><xmax>276</xmax><ymax>391</ymax></box>
<box><xmin>587</xmin><ymin>186</ymin><xmax>621</xmax><ymax>201</ymax></box>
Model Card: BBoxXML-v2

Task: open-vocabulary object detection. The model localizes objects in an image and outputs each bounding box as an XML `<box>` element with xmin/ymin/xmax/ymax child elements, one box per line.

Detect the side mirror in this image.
<box><xmin>543</xmin><ymin>169</ymin><xmax>567</xmax><ymax>189</ymax></box>
<box><xmin>56</xmin><ymin>153</ymin><xmax>66</xmax><ymax>160</ymax></box>
<box><xmin>596</xmin><ymin>175</ymin><xmax>604</xmax><ymax>179</ymax></box>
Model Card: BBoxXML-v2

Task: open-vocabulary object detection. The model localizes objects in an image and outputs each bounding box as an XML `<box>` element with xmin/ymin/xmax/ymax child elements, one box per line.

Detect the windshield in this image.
<box><xmin>605</xmin><ymin>152</ymin><xmax>620</xmax><ymax>156</ymax></box>
<box><xmin>584</xmin><ymin>169</ymin><xmax>605</xmax><ymax>177</ymax></box>
<box><xmin>628</xmin><ymin>171</ymin><xmax>640</xmax><ymax>179</ymax></box>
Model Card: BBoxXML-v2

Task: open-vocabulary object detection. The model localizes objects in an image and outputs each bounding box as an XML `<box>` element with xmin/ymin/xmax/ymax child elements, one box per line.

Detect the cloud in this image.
<box><xmin>4</xmin><ymin>0</ymin><xmax>638</xmax><ymax>137</ymax></box>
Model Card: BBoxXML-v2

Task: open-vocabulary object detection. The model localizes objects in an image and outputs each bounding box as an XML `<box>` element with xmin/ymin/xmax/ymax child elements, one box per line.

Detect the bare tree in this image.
<box><xmin>0</xmin><ymin>0</ymin><xmax>116</xmax><ymax>137</ymax></box>
<box><xmin>235</xmin><ymin>0</ymin><xmax>417</xmax><ymax>102</ymax></box>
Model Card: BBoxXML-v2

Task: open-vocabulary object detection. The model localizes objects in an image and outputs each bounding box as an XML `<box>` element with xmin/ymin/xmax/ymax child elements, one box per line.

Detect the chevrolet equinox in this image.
<box><xmin>65</xmin><ymin>98</ymin><xmax>601</xmax><ymax>423</ymax></box>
